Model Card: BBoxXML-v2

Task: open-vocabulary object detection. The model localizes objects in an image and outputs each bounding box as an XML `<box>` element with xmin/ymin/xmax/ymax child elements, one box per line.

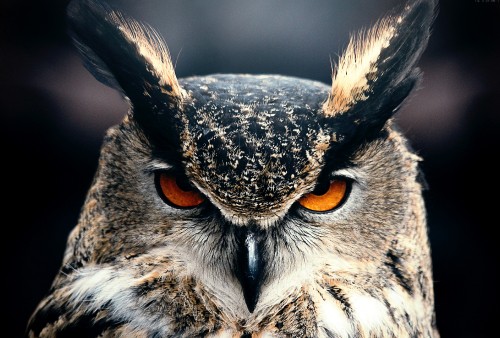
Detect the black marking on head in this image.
<box><xmin>417</xmin><ymin>267</ymin><xmax>429</xmax><ymax>300</ymax></box>
<box><xmin>323</xmin><ymin>328</ymin><xmax>344</xmax><ymax>338</ymax></box>
<box><xmin>385</xmin><ymin>249</ymin><xmax>414</xmax><ymax>295</ymax></box>
<box><xmin>179</xmin><ymin>74</ymin><xmax>331</xmax><ymax>215</ymax></box>
<box><xmin>383</xmin><ymin>297</ymin><xmax>397</xmax><ymax>321</ymax></box>
<box><xmin>326</xmin><ymin>285</ymin><xmax>353</xmax><ymax>318</ymax></box>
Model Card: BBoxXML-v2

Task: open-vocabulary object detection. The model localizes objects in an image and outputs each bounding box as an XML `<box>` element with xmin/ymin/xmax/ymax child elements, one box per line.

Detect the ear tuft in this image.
<box><xmin>323</xmin><ymin>0</ymin><xmax>437</xmax><ymax>119</ymax></box>
<box><xmin>324</xmin><ymin>16</ymin><xmax>397</xmax><ymax>116</ymax></box>
<box><xmin>66</xmin><ymin>0</ymin><xmax>182</xmax><ymax>104</ymax></box>
<box><xmin>106</xmin><ymin>10</ymin><xmax>182</xmax><ymax>99</ymax></box>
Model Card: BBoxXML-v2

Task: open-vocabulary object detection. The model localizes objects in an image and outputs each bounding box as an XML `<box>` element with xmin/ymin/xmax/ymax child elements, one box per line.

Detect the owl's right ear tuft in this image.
<box><xmin>322</xmin><ymin>0</ymin><xmax>437</xmax><ymax>146</ymax></box>
<box><xmin>66</xmin><ymin>0</ymin><xmax>185</xmax><ymax>150</ymax></box>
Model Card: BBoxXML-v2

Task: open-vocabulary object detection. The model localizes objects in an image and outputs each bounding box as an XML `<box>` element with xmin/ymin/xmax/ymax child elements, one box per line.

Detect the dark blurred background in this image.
<box><xmin>1</xmin><ymin>0</ymin><xmax>498</xmax><ymax>337</ymax></box>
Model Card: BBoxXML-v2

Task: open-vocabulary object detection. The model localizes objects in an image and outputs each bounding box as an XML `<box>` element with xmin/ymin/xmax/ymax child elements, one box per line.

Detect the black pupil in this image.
<box><xmin>176</xmin><ymin>176</ymin><xmax>194</xmax><ymax>192</ymax></box>
<box><xmin>312</xmin><ymin>180</ymin><xmax>330</xmax><ymax>196</ymax></box>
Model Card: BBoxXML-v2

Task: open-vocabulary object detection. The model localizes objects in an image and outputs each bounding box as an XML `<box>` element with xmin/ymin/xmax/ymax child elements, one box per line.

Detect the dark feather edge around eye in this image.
<box><xmin>154</xmin><ymin>170</ymin><xmax>207</xmax><ymax>209</ymax></box>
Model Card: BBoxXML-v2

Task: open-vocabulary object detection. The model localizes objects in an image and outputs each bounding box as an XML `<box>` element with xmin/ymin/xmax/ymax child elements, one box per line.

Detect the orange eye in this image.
<box><xmin>298</xmin><ymin>179</ymin><xmax>348</xmax><ymax>212</ymax></box>
<box><xmin>157</xmin><ymin>172</ymin><xmax>205</xmax><ymax>208</ymax></box>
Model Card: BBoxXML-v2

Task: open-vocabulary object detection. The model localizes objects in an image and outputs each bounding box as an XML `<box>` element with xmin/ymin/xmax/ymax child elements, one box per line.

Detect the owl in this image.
<box><xmin>27</xmin><ymin>0</ymin><xmax>439</xmax><ymax>337</ymax></box>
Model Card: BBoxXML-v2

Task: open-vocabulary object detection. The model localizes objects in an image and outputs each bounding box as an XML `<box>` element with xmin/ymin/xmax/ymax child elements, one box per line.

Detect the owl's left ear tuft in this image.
<box><xmin>66</xmin><ymin>0</ymin><xmax>182</xmax><ymax>102</ymax></box>
<box><xmin>66</xmin><ymin>0</ymin><xmax>185</xmax><ymax>151</ymax></box>
<box><xmin>323</xmin><ymin>0</ymin><xmax>437</xmax><ymax>138</ymax></box>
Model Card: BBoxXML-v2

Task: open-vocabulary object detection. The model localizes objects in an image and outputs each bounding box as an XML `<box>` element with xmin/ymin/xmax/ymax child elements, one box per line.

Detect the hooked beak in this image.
<box><xmin>234</xmin><ymin>225</ymin><xmax>264</xmax><ymax>313</ymax></box>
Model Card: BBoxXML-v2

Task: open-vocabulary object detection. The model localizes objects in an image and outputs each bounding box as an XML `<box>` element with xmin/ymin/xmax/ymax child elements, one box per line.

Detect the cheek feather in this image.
<box><xmin>65</xmin><ymin>265</ymin><xmax>171</xmax><ymax>334</ymax></box>
<box><xmin>349</xmin><ymin>293</ymin><xmax>392</xmax><ymax>336</ymax></box>
<box><xmin>316</xmin><ymin>295</ymin><xmax>354</xmax><ymax>338</ymax></box>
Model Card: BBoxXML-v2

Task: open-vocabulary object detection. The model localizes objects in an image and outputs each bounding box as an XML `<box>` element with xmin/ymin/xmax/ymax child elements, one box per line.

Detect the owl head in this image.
<box><xmin>27</xmin><ymin>0</ymin><xmax>438</xmax><ymax>336</ymax></box>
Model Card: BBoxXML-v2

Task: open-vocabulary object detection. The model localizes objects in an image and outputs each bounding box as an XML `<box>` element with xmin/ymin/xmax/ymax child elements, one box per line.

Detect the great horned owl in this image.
<box><xmin>27</xmin><ymin>0</ymin><xmax>439</xmax><ymax>337</ymax></box>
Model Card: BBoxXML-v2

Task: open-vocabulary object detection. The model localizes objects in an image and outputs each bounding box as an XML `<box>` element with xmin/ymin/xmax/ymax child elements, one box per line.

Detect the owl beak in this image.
<box><xmin>234</xmin><ymin>225</ymin><xmax>264</xmax><ymax>313</ymax></box>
